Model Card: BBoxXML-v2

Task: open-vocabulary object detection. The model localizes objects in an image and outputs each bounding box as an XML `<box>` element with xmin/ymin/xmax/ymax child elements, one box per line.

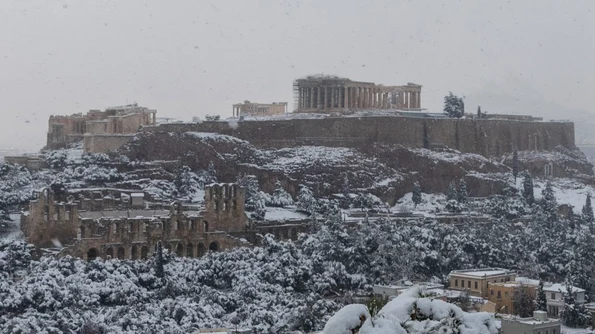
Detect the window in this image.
<box><xmin>497</xmin><ymin>291</ymin><xmax>501</xmax><ymax>298</ymax></box>
<box><xmin>490</xmin><ymin>289</ymin><xmax>494</xmax><ymax>296</ymax></box>
<box><xmin>467</xmin><ymin>281</ymin><xmax>471</xmax><ymax>288</ymax></box>
<box><xmin>505</xmin><ymin>291</ymin><xmax>508</xmax><ymax>297</ymax></box>
<box><xmin>455</xmin><ymin>279</ymin><xmax>458</xmax><ymax>287</ymax></box>
<box><xmin>551</xmin><ymin>293</ymin><xmax>555</xmax><ymax>300</ymax></box>
<box><xmin>474</xmin><ymin>281</ymin><xmax>478</xmax><ymax>289</ymax></box>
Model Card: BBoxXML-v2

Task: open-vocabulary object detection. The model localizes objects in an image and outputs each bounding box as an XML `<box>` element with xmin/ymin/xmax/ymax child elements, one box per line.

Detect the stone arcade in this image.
<box><xmin>21</xmin><ymin>183</ymin><xmax>307</xmax><ymax>260</ymax></box>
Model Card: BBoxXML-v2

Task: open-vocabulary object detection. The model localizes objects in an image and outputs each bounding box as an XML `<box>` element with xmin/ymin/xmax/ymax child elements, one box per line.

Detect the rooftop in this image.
<box><xmin>450</xmin><ymin>268</ymin><xmax>515</xmax><ymax>278</ymax></box>
<box><xmin>543</xmin><ymin>283</ymin><xmax>585</xmax><ymax>293</ymax></box>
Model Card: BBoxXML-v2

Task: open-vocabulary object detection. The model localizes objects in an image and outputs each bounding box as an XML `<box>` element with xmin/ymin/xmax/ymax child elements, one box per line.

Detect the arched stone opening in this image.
<box><xmin>141</xmin><ymin>246</ymin><xmax>148</xmax><ymax>260</ymax></box>
<box><xmin>117</xmin><ymin>247</ymin><xmax>125</xmax><ymax>259</ymax></box>
<box><xmin>197</xmin><ymin>243</ymin><xmax>205</xmax><ymax>257</ymax></box>
<box><xmin>209</xmin><ymin>241</ymin><xmax>219</xmax><ymax>252</ymax></box>
<box><xmin>187</xmin><ymin>243</ymin><xmax>194</xmax><ymax>257</ymax></box>
<box><xmin>131</xmin><ymin>245</ymin><xmax>138</xmax><ymax>259</ymax></box>
<box><xmin>203</xmin><ymin>221</ymin><xmax>209</xmax><ymax>232</ymax></box>
<box><xmin>106</xmin><ymin>247</ymin><xmax>114</xmax><ymax>259</ymax></box>
<box><xmin>87</xmin><ymin>248</ymin><xmax>99</xmax><ymax>261</ymax></box>
<box><xmin>176</xmin><ymin>243</ymin><xmax>183</xmax><ymax>256</ymax></box>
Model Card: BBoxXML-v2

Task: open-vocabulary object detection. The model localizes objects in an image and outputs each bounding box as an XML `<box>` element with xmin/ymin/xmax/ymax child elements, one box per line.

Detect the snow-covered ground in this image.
<box><xmin>527</xmin><ymin>178</ymin><xmax>595</xmax><ymax>214</ymax></box>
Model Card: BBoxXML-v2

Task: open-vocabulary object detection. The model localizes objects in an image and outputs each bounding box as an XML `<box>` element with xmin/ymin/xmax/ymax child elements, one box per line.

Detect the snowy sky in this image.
<box><xmin>1</xmin><ymin>0</ymin><xmax>594</xmax><ymax>151</ymax></box>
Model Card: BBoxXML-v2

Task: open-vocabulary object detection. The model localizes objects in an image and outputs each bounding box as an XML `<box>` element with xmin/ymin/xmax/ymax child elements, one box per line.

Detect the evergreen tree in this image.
<box><xmin>522</xmin><ymin>172</ymin><xmax>535</xmax><ymax>206</ymax></box>
<box><xmin>458</xmin><ymin>179</ymin><xmax>468</xmax><ymax>205</ymax></box>
<box><xmin>512</xmin><ymin>150</ymin><xmax>519</xmax><ymax>181</ymax></box>
<box><xmin>536</xmin><ymin>280</ymin><xmax>547</xmax><ymax>311</ymax></box>
<box><xmin>173</xmin><ymin>165</ymin><xmax>193</xmax><ymax>198</ymax></box>
<box><xmin>443</xmin><ymin>92</ymin><xmax>465</xmax><ymax>118</ymax></box>
<box><xmin>155</xmin><ymin>242</ymin><xmax>164</xmax><ymax>279</ymax></box>
<box><xmin>560</xmin><ymin>280</ymin><xmax>590</xmax><ymax>328</ymax></box>
<box><xmin>251</xmin><ymin>191</ymin><xmax>267</xmax><ymax>221</ymax></box>
<box><xmin>581</xmin><ymin>194</ymin><xmax>594</xmax><ymax>228</ymax></box>
<box><xmin>446</xmin><ymin>181</ymin><xmax>458</xmax><ymax>202</ymax></box>
<box><xmin>541</xmin><ymin>182</ymin><xmax>558</xmax><ymax>224</ymax></box>
<box><xmin>296</xmin><ymin>184</ymin><xmax>317</xmax><ymax>216</ymax></box>
<box><xmin>207</xmin><ymin>160</ymin><xmax>217</xmax><ymax>183</ymax></box>
<box><xmin>412</xmin><ymin>182</ymin><xmax>422</xmax><ymax>208</ymax></box>
<box><xmin>445</xmin><ymin>181</ymin><xmax>461</xmax><ymax>213</ymax></box>
<box><xmin>340</xmin><ymin>174</ymin><xmax>352</xmax><ymax>209</ymax></box>
<box><xmin>237</xmin><ymin>174</ymin><xmax>260</xmax><ymax>210</ymax></box>
<box><xmin>513</xmin><ymin>284</ymin><xmax>535</xmax><ymax>317</ymax></box>
<box><xmin>267</xmin><ymin>181</ymin><xmax>294</xmax><ymax>208</ymax></box>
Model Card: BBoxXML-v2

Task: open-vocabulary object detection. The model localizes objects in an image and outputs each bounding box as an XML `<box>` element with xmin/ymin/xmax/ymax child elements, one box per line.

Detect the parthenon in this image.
<box><xmin>293</xmin><ymin>75</ymin><xmax>422</xmax><ymax>113</ymax></box>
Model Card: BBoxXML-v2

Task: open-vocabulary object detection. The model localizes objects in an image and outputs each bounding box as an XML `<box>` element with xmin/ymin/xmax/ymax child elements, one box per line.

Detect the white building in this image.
<box><xmin>543</xmin><ymin>283</ymin><xmax>586</xmax><ymax>317</ymax></box>
<box><xmin>501</xmin><ymin>311</ymin><xmax>561</xmax><ymax>334</ymax></box>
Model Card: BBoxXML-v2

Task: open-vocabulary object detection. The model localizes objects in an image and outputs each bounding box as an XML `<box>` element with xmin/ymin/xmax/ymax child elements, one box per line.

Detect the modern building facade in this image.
<box><xmin>293</xmin><ymin>75</ymin><xmax>422</xmax><ymax>113</ymax></box>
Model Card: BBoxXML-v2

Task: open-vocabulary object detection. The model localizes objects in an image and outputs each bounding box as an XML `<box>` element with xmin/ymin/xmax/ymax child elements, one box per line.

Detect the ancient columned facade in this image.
<box><xmin>232</xmin><ymin>101</ymin><xmax>288</xmax><ymax>117</ymax></box>
<box><xmin>293</xmin><ymin>75</ymin><xmax>422</xmax><ymax>113</ymax></box>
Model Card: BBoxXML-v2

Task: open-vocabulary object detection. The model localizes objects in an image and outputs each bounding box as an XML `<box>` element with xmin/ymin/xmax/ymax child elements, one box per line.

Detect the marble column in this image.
<box><xmin>317</xmin><ymin>87</ymin><xmax>322</xmax><ymax>109</ymax></box>
<box><xmin>416</xmin><ymin>91</ymin><xmax>421</xmax><ymax>109</ymax></box>
<box><xmin>309</xmin><ymin>88</ymin><xmax>314</xmax><ymax>109</ymax></box>
<box><xmin>344</xmin><ymin>87</ymin><xmax>349</xmax><ymax>109</ymax></box>
<box><xmin>324</xmin><ymin>86</ymin><xmax>329</xmax><ymax>109</ymax></box>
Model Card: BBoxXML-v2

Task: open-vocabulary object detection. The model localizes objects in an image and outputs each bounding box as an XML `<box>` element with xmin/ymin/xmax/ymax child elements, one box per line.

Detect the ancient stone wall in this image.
<box><xmin>83</xmin><ymin>134</ymin><xmax>135</xmax><ymax>153</ymax></box>
<box><xmin>144</xmin><ymin>116</ymin><xmax>575</xmax><ymax>157</ymax></box>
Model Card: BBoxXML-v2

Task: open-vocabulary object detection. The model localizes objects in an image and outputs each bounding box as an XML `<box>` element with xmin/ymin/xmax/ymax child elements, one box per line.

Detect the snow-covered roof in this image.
<box><xmin>450</xmin><ymin>268</ymin><xmax>515</xmax><ymax>278</ymax></box>
<box><xmin>515</xmin><ymin>277</ymin><xmax>540</xmax><ymax>286</ymax></box>
<box><xmin>130</xmin><ymin>193</ymin><xmax>144</xmax><ymax>198</ymax></box>
<box><xmin>543</xmin><ymin>283</ymin><xmax>585</xmax><ymax>293</ymax></box>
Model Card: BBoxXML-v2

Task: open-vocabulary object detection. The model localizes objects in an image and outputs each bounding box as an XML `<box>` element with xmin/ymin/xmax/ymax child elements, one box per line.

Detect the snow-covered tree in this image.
<box><xmin>522</xmin><ymin>171</ymin><xmax>535</xmax><ymax>206</ymax></box>
<box><xmin>541</xmin><ymin>181</ymin><xmax>558</xmax><ymax>224</ymax></box>
<box><xmin>446</xmin><ymin>181</ymin><xmax>458</xmax><ymax>202</ymax></box>
<box><xmin>581</xmin><ymin>194</ymin><xmax>594</xmax><ymax>228</ymax></box>
<box><xmin>513</xmin><ymin>284</ymin><xmax>535</xmax><ymax>317</ymax></box>
<box><xmin>155</xmin><ymin>242</ymin><xmax>165</xmax><ymax>279</ymax></box>
<box><xmin>445</xmin><ymin>181</ymin><xmax>461</xmax><ymax>213</ymax></box>
<box><xmin>412</xmin><ymin>181</ymin><xmax>422</xmax><ymax>208</ymax></box>
<box><xmin>443</xmin><ymin>92</ymin><xmax>465</xmax><ymax>118</ymax></box>
<box><xmin>251</xmin><ymin>191</ymin><xmax>267</xmax><ymax>221</ymax></box>
<box><xmin>267</xmin><ymin>181</ymin><xmax>294</xmax><ymax>208</ymax></box>
<box><xmin>207</xmin><ymin>160</ymin><xmax>217</xmax><ymax>183</ymax></box>
<box><xmin>536</xmin><ymin>280</ymin><xmax>547</xmax><ymax>311</ymax></box>
<box><xmin>512</xmin><ymin>150</ymin><xmax>520</xmax><ymax>181</ymax></box>
<box><xmin>296</xmin><ymin>184</ymin><xmax>317</xmax><ymax>216</ymax></box>
<box><xmin>340</xmin><ymin>174</ymin><xmax>352</xmax><ymax>209</ymax></box>
<box><xmin>458</xmin><ymin>178</ymin><xmax>468</xmax><ymax>205</ymax></box>
<box><xmin>237</xmin><ymin>174</ymin><xmax>260</xmax><ymax>210</ymax></box>
<box><xmin>560</xmin><ymin>280</ymin><xmax>591</xmax><ymax>328</ymax></box>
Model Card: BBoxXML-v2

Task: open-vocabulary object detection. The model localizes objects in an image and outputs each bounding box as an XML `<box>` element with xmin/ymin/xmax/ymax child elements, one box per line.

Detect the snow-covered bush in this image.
<box><xmin>324</xmin><ymin>287</ymin><xmax>497</xmax><ymax>334</ymax></box>
<box><xmin>266</xmin><ymin>181</ymin><xmax>294</xmax><ymax>208</ymax></box>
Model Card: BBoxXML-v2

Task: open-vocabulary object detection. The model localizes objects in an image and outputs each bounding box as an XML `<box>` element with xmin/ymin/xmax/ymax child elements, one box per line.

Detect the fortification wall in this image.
<box><xmin>84</xmin><ymin>134</ymin><xmax>135</xmax><ymax>153</ymax></box>
<box><xmin>143</xmin><ymin>117</ymin><xmax>575</xmax><ymax>157</ymax></box>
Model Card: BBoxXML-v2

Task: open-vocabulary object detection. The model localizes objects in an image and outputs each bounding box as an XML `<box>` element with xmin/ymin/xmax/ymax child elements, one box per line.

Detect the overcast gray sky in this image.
<box><xmin>1</xmin><ymin>0</ymin><xmax>594</xmax><ymax>151</ymax></box>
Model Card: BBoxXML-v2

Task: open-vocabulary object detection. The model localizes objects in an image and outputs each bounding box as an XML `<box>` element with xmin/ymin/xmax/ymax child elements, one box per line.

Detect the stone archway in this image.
<box><xmin>187</xmin><ymin>243</ymin><xmax>194</xmax><ymax>257</ymax></box>
<box><xmin>131</xmin><ymin>245</ymin><xmax>138</xmax><ymax>259</ymax></box>
<box><xmin>176</xmin><ymin>243</ymin><xmax>183</xmax><ymax>256</ymax></box>
<box><xmin>87</xmin><ymin>248</ymin><xmax>99</xmax><ymax>261</ymax></box>
<box><xmin>106</xmin><ymin>247</ymin><xmax>114</xmax><ymax>259</ymax></box>
<box><xmin>117</xmin><ymin>247</ymin><xmax>125</xmax><ymax>259</ymax></box>
<box><xmin>209</xmin><ymin>241</ymin><xmax>219</xmax><ymax>252</ymax></box>
<box><xmin>197</xmin><ymin>243</ymin><xmax>205</xmax><ymax>257</ymax></box>
<box><xmin>141</xmin><ymin>246</ymin><xmax>148</xmax><ymax>260</ymax></box>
